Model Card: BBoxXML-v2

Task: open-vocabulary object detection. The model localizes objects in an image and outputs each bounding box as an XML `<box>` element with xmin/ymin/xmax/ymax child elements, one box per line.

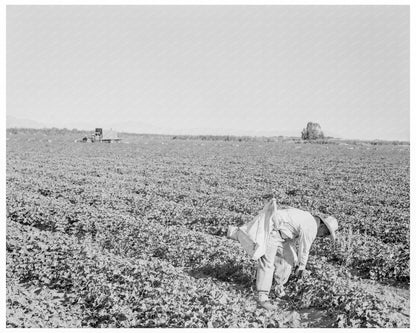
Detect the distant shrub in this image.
<box><xmin>301</xmin><ymin>122</ymin><xmax>325</xmax><ymax>140</ymax></box>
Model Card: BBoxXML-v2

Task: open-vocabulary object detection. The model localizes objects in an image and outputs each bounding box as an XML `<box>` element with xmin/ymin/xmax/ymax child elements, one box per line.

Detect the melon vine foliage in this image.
<box><xmin>6</xmin><ymin>129</ymin><xmax>409</xmax><ymax>328</ymax></box>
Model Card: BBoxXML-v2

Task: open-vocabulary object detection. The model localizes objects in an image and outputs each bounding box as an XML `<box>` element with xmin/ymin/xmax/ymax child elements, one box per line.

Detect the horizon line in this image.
<box><xmin>6</xmin><ymin>126</ymin><xmax>410</xmax><ymax>143</ymax></box>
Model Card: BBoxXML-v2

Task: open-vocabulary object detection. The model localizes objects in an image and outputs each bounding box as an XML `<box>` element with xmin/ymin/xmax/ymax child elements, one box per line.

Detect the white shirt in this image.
<box><xmin>273</xmin><ymin>208</ymin><xmax>318</xmax><ymax>270</ymax></box>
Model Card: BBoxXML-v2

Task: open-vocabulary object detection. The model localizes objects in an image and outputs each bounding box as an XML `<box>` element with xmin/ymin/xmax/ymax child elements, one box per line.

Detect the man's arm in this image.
<box><xmin>297</xmin><ymin>229</ymin><xmax>314</xmax><ymax>271</ymax></box>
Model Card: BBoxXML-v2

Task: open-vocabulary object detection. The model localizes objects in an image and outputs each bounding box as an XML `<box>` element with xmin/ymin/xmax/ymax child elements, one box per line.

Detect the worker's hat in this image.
<box><xmin>318</xmin><ymin>215</ymin><xmax>338</xmax><ymax>242</ymax></box>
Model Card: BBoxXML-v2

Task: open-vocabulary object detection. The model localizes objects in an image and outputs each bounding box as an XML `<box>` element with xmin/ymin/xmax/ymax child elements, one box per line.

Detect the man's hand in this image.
<box><xmin>294</xmin><ymin>266</ymin><xmax>304</xmax><ymax>281</ymax></box>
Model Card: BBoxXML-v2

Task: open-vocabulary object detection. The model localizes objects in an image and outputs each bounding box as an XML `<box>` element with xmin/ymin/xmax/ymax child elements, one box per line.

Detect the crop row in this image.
<box><xmin>7</xmin><ymin>219</ymin><xmax>302</xmax><ymax>328</ymax></box>
<box><xmin>7</xmin><ymin>178</ymin><xmax>409</xmax><ymax>283</ymax></box>
<box><xmin>7</xmin><ymin>193</ymin><xmax>408</xmax><ymax>327</ymax></box>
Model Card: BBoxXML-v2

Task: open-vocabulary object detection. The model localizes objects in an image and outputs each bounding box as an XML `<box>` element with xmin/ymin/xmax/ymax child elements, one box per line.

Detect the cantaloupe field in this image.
<box><xmin>6</xmin><ymin>128</ymin><xmax>410</xmax><ymax>328</ymax></box>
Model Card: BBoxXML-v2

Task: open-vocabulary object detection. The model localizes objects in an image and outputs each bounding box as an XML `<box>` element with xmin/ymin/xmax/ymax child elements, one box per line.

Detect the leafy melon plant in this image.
<box><xmin>6</xmin><ymin>129</ymin><xmax>409</xmax><ymax>327</ymax></box>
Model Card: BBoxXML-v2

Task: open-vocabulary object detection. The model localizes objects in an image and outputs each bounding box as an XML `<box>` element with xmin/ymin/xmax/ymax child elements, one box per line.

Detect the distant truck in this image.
<box><xmin>81</xmin><ymin>128</ymin><xmax>122</xmax><ymax>143</ymax></box>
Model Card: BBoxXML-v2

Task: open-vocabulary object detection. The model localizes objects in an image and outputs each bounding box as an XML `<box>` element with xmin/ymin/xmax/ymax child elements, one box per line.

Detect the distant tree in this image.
<box><xmin>301</xmin><ymin>122</ymin><xmax>325</xmax><ymax>140</ymax></box>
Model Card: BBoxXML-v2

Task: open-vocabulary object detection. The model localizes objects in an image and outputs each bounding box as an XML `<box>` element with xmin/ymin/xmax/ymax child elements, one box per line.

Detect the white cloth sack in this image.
<box><xmin>229</xmin><ymin>199</ymin><xmax>282</xmax><ymax>260</ymax></box>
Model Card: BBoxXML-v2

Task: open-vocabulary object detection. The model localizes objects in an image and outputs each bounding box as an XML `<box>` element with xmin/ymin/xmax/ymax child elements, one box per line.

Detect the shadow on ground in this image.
<box><xmin>187</xmin><ymin>261</ymin><xmax>254</xmax><ymax>287</ymax></box>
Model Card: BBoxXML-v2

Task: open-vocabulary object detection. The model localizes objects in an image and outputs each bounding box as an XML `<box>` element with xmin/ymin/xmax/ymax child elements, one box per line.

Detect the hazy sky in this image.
<box><xmin>7</xmin><ymin>5</ymin><xmax>409</xmax><ymax>140</ymax></box>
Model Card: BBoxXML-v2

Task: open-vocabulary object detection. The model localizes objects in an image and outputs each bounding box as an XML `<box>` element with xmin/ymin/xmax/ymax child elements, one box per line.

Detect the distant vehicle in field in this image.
<box><xmin>81</xmin><ymin>128</ymin><xmax>122</xmax><ymax>143</ymax></box>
